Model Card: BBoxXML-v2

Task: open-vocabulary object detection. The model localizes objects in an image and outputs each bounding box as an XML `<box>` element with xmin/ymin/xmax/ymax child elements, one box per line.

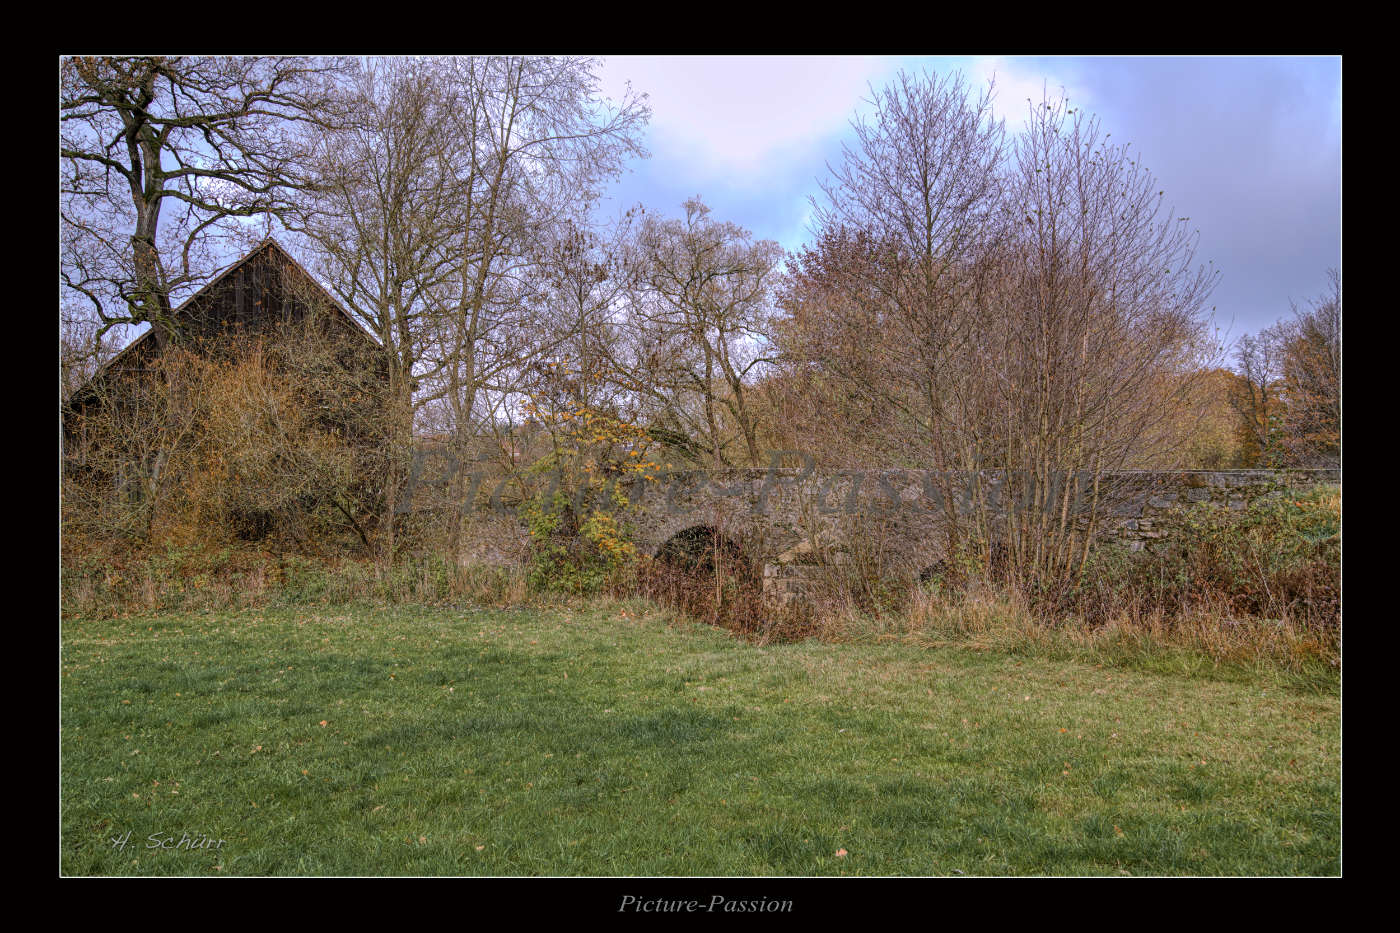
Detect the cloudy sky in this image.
<box><xmin>595</xmin><ymin>55</ymin><xmax>1341</xmax><ymax>341</ymax></box>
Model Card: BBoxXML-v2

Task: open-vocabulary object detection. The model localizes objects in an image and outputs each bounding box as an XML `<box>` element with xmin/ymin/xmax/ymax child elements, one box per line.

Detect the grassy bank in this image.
<box><xmin>61</xmin><ymin>601</ymin><xmax>1339</xmax><ymax>876</ymax></box>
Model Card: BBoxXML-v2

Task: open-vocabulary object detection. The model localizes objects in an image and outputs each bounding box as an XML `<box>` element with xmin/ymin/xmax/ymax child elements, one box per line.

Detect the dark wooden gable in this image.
<box><xmin>70</xmin><ymin>240</ymin><xmax>384</xmax><ymax>397</ymax></box>
<box><xmin>173</xmin><ymin>239</ymin><xmax>369</xmax><ymax>344</ymax></box>
<box><xmin>95</xmin><ymin>239</ymin><xmax>376</xmax><ymax>375</ymax></box>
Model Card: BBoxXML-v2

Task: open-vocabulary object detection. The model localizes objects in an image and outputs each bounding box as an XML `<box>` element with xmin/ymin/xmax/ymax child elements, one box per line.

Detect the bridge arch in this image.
<box><xmin>653</xmin><ymin>523</ymin><xmax>753</xmax><ymax>573</ymax></box>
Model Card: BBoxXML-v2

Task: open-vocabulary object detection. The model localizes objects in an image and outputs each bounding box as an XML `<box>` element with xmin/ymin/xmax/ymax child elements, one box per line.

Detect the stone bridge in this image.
<box><xmin>620</xmin><ymin>467</ymin><xmax>1340</xmax><ymax>602</ymax></box>
<box><xmin>410</xmin><ymin>458</ymin><xmax>1338</xmax><ymax>601</ymax></box>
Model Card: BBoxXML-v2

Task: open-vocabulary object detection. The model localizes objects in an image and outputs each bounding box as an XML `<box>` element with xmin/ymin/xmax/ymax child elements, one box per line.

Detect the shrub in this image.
<box><xmin>514</xmin><ymin>388</ymin><xmax>660</xmax><ymax>597</ymax></box>
<box><xmin>1073</xmin><ymin>485</ymin><xmax>1339</xmax><ymax>628</ymax></box>
<box><xmin>523</xmin><ymin>487</ymin><xmax>638</xmax><ymax>596</ymax></box>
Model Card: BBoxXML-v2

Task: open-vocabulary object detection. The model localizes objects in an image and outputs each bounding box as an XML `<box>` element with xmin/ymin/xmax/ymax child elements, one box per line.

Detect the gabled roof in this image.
<box><xmin>89</xmin><ymin>237</ymin><xmax>381</xmax><ymax>379</ymax></box>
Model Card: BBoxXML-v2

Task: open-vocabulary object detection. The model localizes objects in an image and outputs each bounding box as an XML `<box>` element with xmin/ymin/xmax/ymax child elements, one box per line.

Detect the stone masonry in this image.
<box><xmin>619</xmin><ymin>468</ymin><xmax>1340</xmax><ymax>606</ymax></box>
<box><xmin>434</xmin><ymin>465</ymin><xmax>1338</xmax><ymax>606</ymax></box>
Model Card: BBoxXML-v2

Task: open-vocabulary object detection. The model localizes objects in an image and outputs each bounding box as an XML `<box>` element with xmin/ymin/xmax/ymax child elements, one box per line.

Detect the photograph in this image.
<box><xmin>59</xmin><ymin>53</ymin><xmax>1342</xmax><ymax>882</ymax></box>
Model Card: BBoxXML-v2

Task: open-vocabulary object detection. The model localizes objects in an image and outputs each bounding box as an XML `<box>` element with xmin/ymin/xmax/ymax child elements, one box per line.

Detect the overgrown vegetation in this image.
<box><xmin>1073</xmin><ymin>486</ymin><xmax>1340</xmax><ymax>630</ymax></box>
<box><xmin>639</xmin><ymin>526</ymin><xmax>794</xmax><ymax>640</ymax></box>
<box><xmin>635</xmin><ymin>484</ymin><xmax>1340</xmax><ymax>677</ymax></box>
<box><xmin>63</xmin><ymin>482</ymin><xmax>1340</xmax><ymax>681</ymax></box>
<box><xmin>63</xmin><ymin>321</ymin><xmax>386</xmax><ymax>554</ymax></box>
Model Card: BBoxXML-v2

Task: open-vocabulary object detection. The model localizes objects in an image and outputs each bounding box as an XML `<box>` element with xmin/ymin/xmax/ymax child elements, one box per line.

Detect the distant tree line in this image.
<box><xmin>1226</xmin><ymin>270</ymin><xmax>1341</xmax><ymax>469</ymax></box>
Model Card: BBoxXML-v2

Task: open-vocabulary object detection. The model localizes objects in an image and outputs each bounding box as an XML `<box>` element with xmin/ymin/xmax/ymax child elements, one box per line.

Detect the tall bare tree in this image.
<box><xmin>290</xmin><ymin>58</ymin><xmax>465</xmax><ymax>556</ymax></box>
<box><xmin>628</xmin><ymin>197</ymin><xmax>783</xmax><ymax>467</ymax></box>
<box><xmin>799</xmin><ymin>69</ymin><xmax>1010</xmax><ymax>542</ymax></box>
<box><xmin>60</xmin><ymin>56</ymin><xmax>347</xmax><ymax>353</ymax></box>
<box><xmin>291</xmin><ymin>56</ymin><xmax>648</xmax><ymax>559</ymax></box>
<box><xmin>431</xmin><ymin>56</ymin><xmax>648</xmax><ymax>445</ymax></box>
<box><xmin>985</xmin><ymin>93</ymin><xmax>1219</xmax><ymax>586</ymax></box>
<box><xmin>778</xmin><ymin>72</ymin><xmax>1217</xmax><ymax>589</ymax></box>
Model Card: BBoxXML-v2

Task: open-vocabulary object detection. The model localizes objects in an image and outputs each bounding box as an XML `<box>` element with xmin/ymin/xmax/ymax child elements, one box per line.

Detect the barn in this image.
<box><xmin>62</xmin><ymin>239</ymin><xmax>393</xmax><ymax>544</ymax></box>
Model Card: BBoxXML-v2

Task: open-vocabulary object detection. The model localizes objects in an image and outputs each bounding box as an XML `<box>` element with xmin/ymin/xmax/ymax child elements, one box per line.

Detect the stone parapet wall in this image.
<box><xmin>619</xmin><ymin>468</ymin><xmax>1339</xmax><ymax>607</ymax></box>
<box><xmin>627</xmin><ymin>467</ymin><xmax>1339</xmax><ymax>554</ymax></box>
<box><xmin>432</xmin><ymin>467</ymin><xmax>1339</xmax><ymax>604</ymax></box>
<box><xmin>1102</xmin><ymin>470</ymin><xmax>1339</xmax><ymax>552</ymax></box>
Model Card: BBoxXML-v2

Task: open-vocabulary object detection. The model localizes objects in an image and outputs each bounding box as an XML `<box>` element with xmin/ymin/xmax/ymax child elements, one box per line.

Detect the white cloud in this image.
<box><xmin>965</xmin><ymin>57</ymin><xmax>1083</xmax><ymax>133</ymax></box>
<box><xmin>598</xmin><ymin>56</ymin><xmax>895</xmax><ymax>180</ymax></box>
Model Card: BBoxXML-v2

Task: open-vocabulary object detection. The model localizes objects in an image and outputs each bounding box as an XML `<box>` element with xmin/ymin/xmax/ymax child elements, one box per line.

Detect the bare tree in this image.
<box><xmin>290</xmin><ymin>57</ymin><xmax>463</xmax><ymax>557</ymax></box>
<box><xmin>60</xmin><ymin>56</ymin><xmax>347</xmax><ymax>350</ymax></box>
<box><xmin>980</xmin><ymin>93</ymin><xmax>1218</xmax><ymax>586</ymax></box>
<box><xmin>430</xmin><ymin>56</ymin><xmax>648</xmax><ymax>444</ymax></box>
<box><xmin>291</xmin><ymin>56</ymin><xmax>648</xmax><ymax>560</ymax></box>
<box><xmin>770</xmin><ymin>226</ymin><xmax>921</xmax><ymax>467</ymax></box>
<box><xmin>814</xmin><ymin>69</ymin><xmax>1008</xmax><ymax>279</ymax></box>
<box><xmin>1279</xmin><ymin>269</ymin><xmax>1341</xmax><ymax>467</ymax></box>
<box><xmin>629</xmin><ymin>197</ymin><xmax>783</xmax><ymax>467</ymax></box>
<box><xmin>527</xmin><ymin>214</ymin><xmax>646</xmax><ymax>415</ymax></box>
<box><xmin>779</xmin><ymin>73</ymin><xmax>1217</xmax><ymax>591</ymax></box>
<box><xmin>1229</xmin><ymin>327</ymin><xmax>1287</xmax><ymax>466</ymax></box>
<box><xmin>799</xmin><ymin>69</ymin><xmax>1010</xmax><ymax>545</ymax></box>
<box><xmin>61</xmin><ymin>299</ymin><xmax>120</xmax><ymax>403</ymax></box>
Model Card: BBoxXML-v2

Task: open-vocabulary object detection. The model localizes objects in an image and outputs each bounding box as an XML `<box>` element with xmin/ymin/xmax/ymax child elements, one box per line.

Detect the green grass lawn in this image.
<box><xmin>60</xmin><ymin>601</ymin><xmax>1340</xmax><ymax>876</ymax></box>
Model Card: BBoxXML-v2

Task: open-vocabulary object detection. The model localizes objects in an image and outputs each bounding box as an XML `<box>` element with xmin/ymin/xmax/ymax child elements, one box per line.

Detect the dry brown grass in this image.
<box><xmin>806</xmin><ymin>582</ymin><xmax>1339</xmax><ymax>676</ymax></box>
<box><xmin>60</xmin><ymin>537</ymin><xmax>529</xmax><ymax>619</ymax></box>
